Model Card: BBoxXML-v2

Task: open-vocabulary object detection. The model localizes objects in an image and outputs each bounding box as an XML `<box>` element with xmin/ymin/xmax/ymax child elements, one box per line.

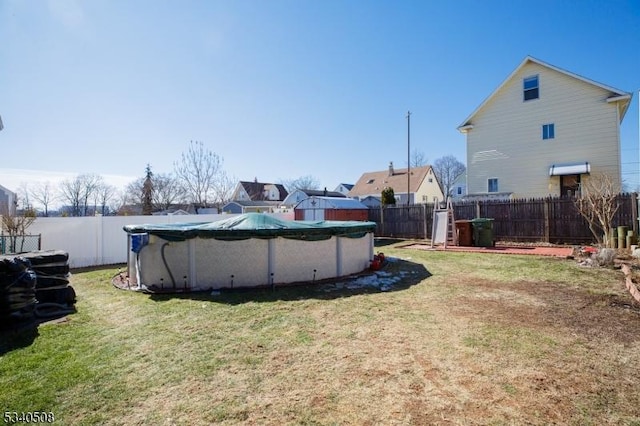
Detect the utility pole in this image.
<box><xmin>407</xmin><ymin>110</ymin><xmax>411</xmax><ymax>205</ymax></box>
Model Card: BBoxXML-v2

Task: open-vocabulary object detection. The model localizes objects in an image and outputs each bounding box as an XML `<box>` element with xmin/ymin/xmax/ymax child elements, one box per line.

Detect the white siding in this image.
<box><xmin>465</xmin><ymin>61</ymin><xmax>622</xmax><ymax>197</ymax></box>
<box><xmin>415</xmin><ymin>170</ymin><xmax>445</xmax><ymax>204</ymax></box>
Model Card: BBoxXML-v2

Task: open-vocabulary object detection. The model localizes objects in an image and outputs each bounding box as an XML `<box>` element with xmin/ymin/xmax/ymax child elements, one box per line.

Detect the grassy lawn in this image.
<box><xmin>2</xmin><ymin>241</ymin><xmax>640</xmax><ymax>425</ymax></box>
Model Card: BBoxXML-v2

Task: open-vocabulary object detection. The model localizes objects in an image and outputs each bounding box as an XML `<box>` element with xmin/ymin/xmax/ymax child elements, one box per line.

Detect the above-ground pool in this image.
<box><xmin>122</xmin><ymin>213</ymin><xmax>376</xmax><ymax>292</ymax></box>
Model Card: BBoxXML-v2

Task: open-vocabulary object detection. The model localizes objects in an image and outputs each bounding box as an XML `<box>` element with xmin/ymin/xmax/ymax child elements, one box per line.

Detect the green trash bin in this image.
<box><xmin>471</xmin><ymin>218</ymin><xmax>494</xmax><ymax>247</ymax></box>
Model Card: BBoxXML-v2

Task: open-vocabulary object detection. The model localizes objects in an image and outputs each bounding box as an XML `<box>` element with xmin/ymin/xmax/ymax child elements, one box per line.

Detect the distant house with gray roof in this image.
<box><xmin>334</xmin><ymin>183</ymin><xmax>354</xmax><ymax>196</ymax></box>
<box><xmin>231</xmin><ymin>180</ymin><xmax>288</xmax><ymax>202</ymax></box>
<box><xmin>282</xmin><ymin>188</ymin><xmax>345</xmax><ymax>208</ymax></box>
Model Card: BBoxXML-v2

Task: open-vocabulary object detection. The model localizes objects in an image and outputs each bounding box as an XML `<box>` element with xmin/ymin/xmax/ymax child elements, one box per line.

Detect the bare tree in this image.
<box><xmin>16</xmin><ymin>182</ymin><xmax>32</xmax><ymax>210</ymax></box>
<box><xmin>411</xmin><ymin>149</ymin><xmax>428</xmax><ymax>168</ymax></box>
<box><xmin>95</xmin><ymin>183</ymin><xmax>117</xmax><ymax>215</ymax></box>
<box><xmin>210</xmin><ymin>171</ymin><xmax>235</xmax><ymax>209</ymax></box>
<box><xmin>59</xmin><ymin>177</ymin><xmax>83</xmax><ymax>216</ymax></box>
<box><xmin>30</xmin><ymin>181</ymin><xmax>57</xmax><ymax>217</ymax></box>
<box><xmin>433</xmin><ymin>155</ymin><xmax>466</xmax><ymax>201</ymax></box>
<box><xmin>280</xmin><ymin>175</ymin><xmax>320</xmax><ymax>192</ymax></box>
<box><xmin>574</xmin><ymin>172</ymin><xmax>621</xmax><ymax>247</ymax></box>
<box><xmin>123</xmin><ymin>178</ymin><xmax>145</xmax><ymax>207</ymax></box>
<box><xmin>60</xmin><ymin>174</ymin><xmax>103</xmax><ymax>216</ymax></box>
<box><xmin>1</xmin><ymin>202</ymin><xmax>36</xmax><ymax>253</ymax></box>
<box><xmin>174</xmin><ymin>140</ymin><xmax>224</xmax><ymax>210</ymax></box>
<box><xmin>153</xmin><ymin>173</ymin><xmax>186</xmax><ymax>211</ymax></box>
<box><xmin>123</xmin><ymin>172</ymin><xmax>185</xmax><ymax>213</ymax></box>
<box><xmin>81</xmin><ymin>174</ymin><xmax>103</xmax><ymax>216</ymax></box>
<box><xmin>113</xmin><ymin>189</ymin><xmax>136</xmax><ymax>216</ymax></box>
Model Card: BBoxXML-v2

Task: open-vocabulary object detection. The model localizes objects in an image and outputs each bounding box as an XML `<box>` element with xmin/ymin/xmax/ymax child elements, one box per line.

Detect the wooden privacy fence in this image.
<box><xmin>368</xmin><ymin>193</ymin><xmax>639</xmax><ymax>244</ymax></box>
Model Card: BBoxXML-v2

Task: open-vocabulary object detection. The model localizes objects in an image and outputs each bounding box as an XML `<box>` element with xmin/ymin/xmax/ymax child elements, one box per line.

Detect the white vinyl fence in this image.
<box><xmin>27</xmin><ymin>213</ymin><xmax>294</xmax><ymax>269</ymax></box>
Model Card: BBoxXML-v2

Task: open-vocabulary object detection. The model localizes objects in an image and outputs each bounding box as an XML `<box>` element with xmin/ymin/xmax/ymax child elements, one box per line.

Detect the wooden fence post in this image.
<box><xmin>632</xmin><ymin>193</ymin><xmax>638</xmax><ymax>236</ymax></box>
<box><xmin>423</xmin><ymin>203</ymin><xmax>428</xmax><ymax>239</ymax></box>
<box><xmin>544</xmin><ymin>198</ymin><xmax>550</xmax><ymax>243</ymax></box>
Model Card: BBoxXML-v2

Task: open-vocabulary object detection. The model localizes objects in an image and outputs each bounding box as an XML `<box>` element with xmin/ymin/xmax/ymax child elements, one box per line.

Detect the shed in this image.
<box><xmin>294</xmin><ymin>196</ymin><xmax>369</xmax><ymax>221</ymax></box>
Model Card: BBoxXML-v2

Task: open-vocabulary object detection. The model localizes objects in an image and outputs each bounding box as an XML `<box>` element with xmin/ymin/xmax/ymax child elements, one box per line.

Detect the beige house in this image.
<box><xmin>458</xmin><ymin>56</ymin><xmax>632</xmax><ymax>198</ymax></box>
<box><xmin>348</xmin><ymin>162</ymin><xmax>444</xmax><ymax>205</ymax></box>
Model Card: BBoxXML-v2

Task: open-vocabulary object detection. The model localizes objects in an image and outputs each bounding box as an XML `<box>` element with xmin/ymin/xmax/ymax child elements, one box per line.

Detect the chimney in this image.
<box><xmin>388</xmin><ymin>161</ymin><xmax>394</xmax><ymax>176</ymax></box>
<box><xmin>323</xmin><ymin>187</ymin><xmax>327</xmax><ymax>196</ymax></box>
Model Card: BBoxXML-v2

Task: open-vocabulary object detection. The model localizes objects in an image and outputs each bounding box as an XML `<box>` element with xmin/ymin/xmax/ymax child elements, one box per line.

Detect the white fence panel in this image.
<box><xmin>27</xmin><ymin>212</ymin><xmax>295</xmax><ymax>269</ymax></box>
<box><xmin>28</xmin><ymin>214</ymin><xmax>225</xmax><ymax>268</ymax></box>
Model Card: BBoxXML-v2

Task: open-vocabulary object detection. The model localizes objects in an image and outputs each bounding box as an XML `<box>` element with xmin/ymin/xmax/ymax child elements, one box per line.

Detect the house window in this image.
<box><xmin>542</xmin><ymin>123</ymin><xmax>555</xmax><ymax>140</ymax></box>
<box><xmin>428</xmin><ymin>177</ymin><xmax>433</xmax><ymax>183</ymax></box>
<box><xmin>457</xmin><ymin>187</ymin><xmax>463</xmax><ymax>195</ymax></box>
<box><xmin>488</xmin><ymin>178</ymin><xmax>498</xmax><ymax>193</ymax></box>
<box><xmin>366</xmin><ymin>179</ymin><xmax>375</xmax><ymax>184</ymax></box>
<box><xmin>523</xmin><ymin>75</ymin><xmax>539</xmax><ymax>101</ymax></box>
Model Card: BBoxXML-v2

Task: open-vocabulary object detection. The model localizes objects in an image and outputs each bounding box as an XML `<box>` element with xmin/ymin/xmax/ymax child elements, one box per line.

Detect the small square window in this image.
<box><xmin>542</xmin><ymin>123</ymin><xmax>555</xmax><ymax>140</ymax></box>
<box><xmin>488</xmin><ymin>178</ymin><xmax>498</xmax><ymax>193</ymax></box>
<box><xmin>524</xmin><ymin>76</ymin><xmax>539</xmax><ymax>101</ymax></box>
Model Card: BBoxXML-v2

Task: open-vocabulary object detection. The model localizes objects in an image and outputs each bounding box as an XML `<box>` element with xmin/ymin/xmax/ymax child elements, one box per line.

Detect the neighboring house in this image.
<box><xmin>231</xmin><ymin>180</ymin><xmax>288</xmax><ymax>202</ymax></box>
<box><xmin>348</xmin><ymin>162</ymin><xmax>444</xmax><ymax>205</ymax></box>
<box><xmin>334</xmin><ymin>183</ymin><xmax>354</xmax><ymax>196</ymax></box>
<box><xmin>458</xmin><ymin>56</ymin><xmax>632</xmax><ymax>199</ymax></box>
<box><xmin>294</xmin><ymin>196</ymin><xmax>369</xmax><ymax>221</ymax></box>
<box><xmin>359</xmin><ymin>195</ymin><xmax>382</xmax><ymax>208</ymax></box>
<box><xmin>222</xmin><ymin>200</ymin><xmax>280</xmax><ymax>214</ymax></box>
<box><xmin>449</xmin><ymin>174</ymin><xmax>467</xmax><ymax>200</ymax></box>
<box><xmin>282</xmin><ymin>188</ymin><xmax>345</xmax><ymax>208</ymax></box>
<box><xmin>0</xmin><ymin>184</ymin><xmax>17</xmax><ymax>216</ymax></box>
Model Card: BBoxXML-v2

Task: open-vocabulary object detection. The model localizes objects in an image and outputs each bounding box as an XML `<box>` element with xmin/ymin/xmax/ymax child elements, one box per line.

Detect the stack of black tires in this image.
<box><xmin>0</xmin><ymin>256</ymin><xmax>37</xmax><ymax>323</ymax></box>
<box><xmin>1</xmin><ymin>250</ymin><xmax>75</xmax><ymax>325</ymax></box>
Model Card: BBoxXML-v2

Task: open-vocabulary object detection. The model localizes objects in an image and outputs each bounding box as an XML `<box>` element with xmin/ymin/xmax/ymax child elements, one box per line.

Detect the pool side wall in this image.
<box><xmin>130</xmin><ymin>233</ymin><xmax>374</xmax><ymax>291</ymax></box>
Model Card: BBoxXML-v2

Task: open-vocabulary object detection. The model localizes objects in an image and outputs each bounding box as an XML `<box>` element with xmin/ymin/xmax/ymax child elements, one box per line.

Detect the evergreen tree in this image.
<box><xmin>381</xmin><ymin>187</ymin><xmax>396</xmax><ymax>206</ymax></box>
<box><xmin>142</xmin><ymin>164</ymin><xmax>154</xmax><ymax>215</ymax></box>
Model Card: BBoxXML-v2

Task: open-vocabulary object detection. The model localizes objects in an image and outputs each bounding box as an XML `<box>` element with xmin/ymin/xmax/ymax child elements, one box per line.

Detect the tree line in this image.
<box><xmin>15</xmin><ymin>141</ymin><xmax>235</xmax><ymax>217</ymax></box>
<box><xmin>11</xmin><ymin>141</ymin><xmax>467</xmax><ymax>217</ymax></box>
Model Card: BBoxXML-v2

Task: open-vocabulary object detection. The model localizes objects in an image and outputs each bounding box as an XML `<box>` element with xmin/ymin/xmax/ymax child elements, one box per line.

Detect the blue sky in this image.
<box><xmin>1</xmin><ymin>0</ymin><xmax>639</xmax><ymax>196</ymax></box>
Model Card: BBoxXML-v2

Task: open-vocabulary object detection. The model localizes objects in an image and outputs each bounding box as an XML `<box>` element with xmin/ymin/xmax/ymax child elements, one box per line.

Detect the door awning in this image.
<box><xmin>549</xmin><ymin>162</ymin><xmax>590</xmax><ymax>176</ymax></box>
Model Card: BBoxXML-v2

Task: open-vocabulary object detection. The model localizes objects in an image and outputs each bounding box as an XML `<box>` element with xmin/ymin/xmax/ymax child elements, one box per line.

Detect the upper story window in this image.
<box><xmin>523</xmin><ymin>75</ymin><xmax>539</xmax><ymax>101</ymax></box>
<box><xmin>488</xmin><ymin>178</ymin><xmax>498</xmax><ymax>193</ymax></box>
<box><xmin>542</xmin><ymin>123</ymin><xmax>555</xmax><ymax>140</ymax></box>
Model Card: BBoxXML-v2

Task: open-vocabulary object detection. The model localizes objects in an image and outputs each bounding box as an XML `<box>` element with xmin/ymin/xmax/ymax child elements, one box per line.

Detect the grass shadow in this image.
<box><xmin>0</xmin><ymin>320</ymin><xmax>40</xmax><ymax>356</ymax></box>
<box><xmin>374</xmin><ymin>237</ymin><xmax>411</xmax><ymax>247</ymax></box>
<box><xmin>147</xmin><ymin>258</ymin><xmax>431</xmax><ymax>305</ymax></box>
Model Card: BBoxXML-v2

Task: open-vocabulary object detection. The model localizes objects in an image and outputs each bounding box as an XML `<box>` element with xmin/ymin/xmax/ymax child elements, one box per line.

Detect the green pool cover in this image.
<box><xmin>123</xmin><ymin>213</ymin><xmax>376</xmax><ymax>242</ymax></box>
